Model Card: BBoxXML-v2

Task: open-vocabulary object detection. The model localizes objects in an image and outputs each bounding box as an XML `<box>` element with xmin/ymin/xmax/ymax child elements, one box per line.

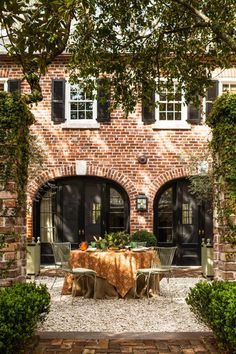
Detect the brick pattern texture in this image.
<box><xmin>1</xmin><ymin>54</ymin><xmax>236</xmax><ymax>281</ymax></box>
<box><xmin>23</xmin><ymin>335</ymin><xmax>222</xmax><ymax>354</ymax></box>
<box><xmin>26</xmin><ymin>56</ymin><xmax>209</xmax><ymax>232</ymax></box>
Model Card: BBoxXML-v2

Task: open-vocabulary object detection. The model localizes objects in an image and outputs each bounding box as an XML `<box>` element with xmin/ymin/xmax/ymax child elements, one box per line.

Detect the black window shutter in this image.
<box><xmin>187</xmin><ymin>102</ymin><xmax>201</xmax><ymax>124</ymax></box>
<box><xmin>205</xmin><ymin>80</ymin><xmax>219</xmax><ymax>115</ymax></box>
<box><xmin>8</xmin><ymin>79</ymin><xmax>21</xmax><ymax>93</ymax></box>
<box><xmin>142</xmin><ymin>92</ymin><xmax>156</xmax><ymax>124</ymax></box>
<box><xmin>51</xmin><ymin>79</ymin><xmax>65</xmax><ymax>123</ymax></box>
<box><xmin>96</xmin><ymin>78</ymin><xmax>111</xmax><ymax>122</ymax></box>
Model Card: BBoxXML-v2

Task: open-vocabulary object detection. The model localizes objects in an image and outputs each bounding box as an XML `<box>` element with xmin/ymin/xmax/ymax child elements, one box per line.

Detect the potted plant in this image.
<box><xmin>131</xmin><ymin>230</ymin><xmax>157</xmax><ymax>247</ymax></box>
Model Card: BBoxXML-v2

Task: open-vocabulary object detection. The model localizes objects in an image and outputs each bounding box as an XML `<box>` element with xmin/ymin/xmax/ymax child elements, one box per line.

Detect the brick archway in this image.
<box><xmin>27</xmin><ymin>163</ymin><xmax>137</xmax><ymax>205</ymax></box>
<box><xmin>148</xmin><ymin>166</ymin><xmax>190</xmax><ymax>206</ymax></box>
<box><xmin>26</xmin><ymin>163</ymin><xmax>137</xmax><ymax>237</ymax></box>
<box><xmin>87</xmin><ymin>162</ymin><xmax>138</xmax><ymax>198</ymax></box>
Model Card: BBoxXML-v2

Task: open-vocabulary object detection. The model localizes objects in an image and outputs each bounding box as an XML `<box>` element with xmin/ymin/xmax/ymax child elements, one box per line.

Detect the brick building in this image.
<box><xmin>0</xmin><ymin>54</ymin><xmax>236</xmax><ymax>281</ymax></box>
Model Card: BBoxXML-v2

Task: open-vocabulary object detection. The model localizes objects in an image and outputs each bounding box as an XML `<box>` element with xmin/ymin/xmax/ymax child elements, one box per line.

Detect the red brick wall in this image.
<box><xmin>0</xmin><ymin>57</ymin><xmax>28</xmax><ymax>284</ymax></box>
<box><xmin>22</xmin><ymin>56</ymin><xmax>210</xmax><ymax>235</ymax></box>
<box><xmin>3</xmin><ymin>54</ymin><xmax>234</xmax><ymax>279</ymax></box>
<box><xmin>0</xmin><ymin>185</ymin><xmax>26</xmax><ymax>287</ymax></box>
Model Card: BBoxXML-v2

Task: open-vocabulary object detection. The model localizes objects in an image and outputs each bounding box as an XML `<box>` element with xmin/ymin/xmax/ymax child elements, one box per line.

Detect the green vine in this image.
<box><xmin>186</xmin><ymin>151</ymin><xmax>213</xmax><ymax>204</ymax></box>
<box><xmin>0</xmin><ymin>91</ymin><xmax>34</xmax><ymax>213</ymax></box>
<box><xmin>207</xmin><ymin>92</ymin><xmax>236</xmax><ymax>245</ymax></box>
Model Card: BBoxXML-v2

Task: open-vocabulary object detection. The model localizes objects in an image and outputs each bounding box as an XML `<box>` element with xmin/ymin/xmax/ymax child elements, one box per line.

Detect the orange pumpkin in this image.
<box><xmin>79</xmin><ymin>241</ymin><xmax>88</xmax><ymax>251</ymax></box>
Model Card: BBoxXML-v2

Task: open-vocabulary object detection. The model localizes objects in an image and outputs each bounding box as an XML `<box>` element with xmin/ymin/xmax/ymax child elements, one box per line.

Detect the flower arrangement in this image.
<box><xmin>94</xmin><ymin>231</ymin><xmax>131</xmax><ymax>249</ymax></box>
<box><xmin>93</xmin><ymin>236</ymin><xmax>107</xmax><ymax>249</ymax></box>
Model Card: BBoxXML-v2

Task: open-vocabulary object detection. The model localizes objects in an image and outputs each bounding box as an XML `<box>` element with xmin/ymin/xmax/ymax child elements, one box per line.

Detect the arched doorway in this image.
<box><xmin>154</xmin><ymin>178</ymin><xmax>213</xmax><ymax>266</ymax></box>
<box><xmin>33</xmin><ymin>176</ymin><xmax>130</xmax><ymax>264</ymax></box>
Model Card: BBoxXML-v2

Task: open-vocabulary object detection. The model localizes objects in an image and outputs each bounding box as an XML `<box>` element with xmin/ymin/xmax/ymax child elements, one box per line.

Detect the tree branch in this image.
<box><xmin>171</xmin><ymin>0</ymin><xmax>236</xmax><ymax>52</ymax></box>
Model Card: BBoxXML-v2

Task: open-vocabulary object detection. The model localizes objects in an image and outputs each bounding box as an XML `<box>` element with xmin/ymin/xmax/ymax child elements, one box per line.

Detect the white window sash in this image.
<box><xmin>0</xmin><ymin>78</ymin><xmax>8</xmax><ymax>91</ymax></box>
<box><xmin>153</xmin><ymin>82</ymin><xmax>190</xmax><ymax>129</ymax></box>
<box><xmin>64</xmin><ymin>81</ymin><xmax>99</xmax><ymax>129</ymax></box>
<box><xmin>202</xmin><ymin>78</ymin><xmax>236</xmax><ymax>119</ymax></box>
<box><xmin>218</xmin><ymin>78</ymin><xmax>236</xmax><ymax>94</ymax></box>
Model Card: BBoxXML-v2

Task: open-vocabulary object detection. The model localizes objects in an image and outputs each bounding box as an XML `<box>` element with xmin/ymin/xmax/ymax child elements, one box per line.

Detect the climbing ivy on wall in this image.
<box><xmin>207</xmin><ymin>92</ymin><xmax>236</xmax><ymax>245</ymax></box>
<box><xmin>0</xmin><ymin>91</ymin><xmax>34</xmax><ymax>212</ymax></box>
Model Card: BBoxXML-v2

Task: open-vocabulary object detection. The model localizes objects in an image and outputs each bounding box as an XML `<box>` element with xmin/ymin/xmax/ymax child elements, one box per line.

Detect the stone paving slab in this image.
<box><xmin>24</xmin><ymin>332</ymin><xmax>222</xmax><ymax>354</ymax></box>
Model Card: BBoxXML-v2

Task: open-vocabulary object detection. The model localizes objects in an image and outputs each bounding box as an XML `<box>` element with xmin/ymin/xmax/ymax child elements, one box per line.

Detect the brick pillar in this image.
<box><xmin>215</xmin><ymin>243</ymin><xmax>236</xmax><ymax>280</ymax></box>
<box><xmin>0</xmin><ymin>186</ymin><xmax>27</xmax><ymax>288</ymax></box>
<box><xmin>212</xmin><ymin>195</ymin><xmax>236</xmax><ymax>280</ymax></box>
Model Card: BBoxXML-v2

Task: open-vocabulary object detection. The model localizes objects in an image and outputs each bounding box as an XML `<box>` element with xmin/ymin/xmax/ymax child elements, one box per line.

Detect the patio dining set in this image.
<box><xmin>51</xmin><ymin>242</ymin><xmax>177</xmax><ymax>304</ymax></box>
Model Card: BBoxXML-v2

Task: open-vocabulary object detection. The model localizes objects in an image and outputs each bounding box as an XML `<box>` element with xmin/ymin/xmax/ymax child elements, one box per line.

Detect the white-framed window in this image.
<box><xmin>218</xmin><ymin>78</ymin><xmax>236</xmax><ymax>94</ymax></box>
<box><xmin>65</xmin><ymin>81</ymin><xmax>99</xmax><ymax>128</ymax></box>
<box><xmin>154</xmin><ymin>82</ymin><xmax>189</xmax><ymax>129</ymax></box>
<box><xmin>0</xmin><ymin>78</ymin><xmax>8</xmax><ymax>92</ymax></box>
<box><xmin>202</xmin><ymin>78</ymin><xmax>236</xmax><ymax>118</ymax></box>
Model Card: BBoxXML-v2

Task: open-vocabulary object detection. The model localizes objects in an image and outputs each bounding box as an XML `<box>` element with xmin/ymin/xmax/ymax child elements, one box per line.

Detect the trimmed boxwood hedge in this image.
<box><xmin>0</xmin><ymin>281</ymin><xmax>50</xmax><ymax>354</ymax></box>
<box><xmin>186</xmin><ymin>280</ymin><xmax>236</xmax><ymax>354</ymax></box>
<box><xmin>131</xmin><ymin>229</ymin><xmax>157</xmax><ymax>247</ymax></box>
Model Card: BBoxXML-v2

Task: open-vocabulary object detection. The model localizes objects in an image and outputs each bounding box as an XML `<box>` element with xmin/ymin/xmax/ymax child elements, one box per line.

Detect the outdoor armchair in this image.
<box><xmin>51</xmin><ymin>242</ymin><xmax>97</xmax><ymax>303</ymax></box>
<box><xmin>134</xmin><ymin>246</ymin><xmax>177</xmax><ymax>299</ymax></box>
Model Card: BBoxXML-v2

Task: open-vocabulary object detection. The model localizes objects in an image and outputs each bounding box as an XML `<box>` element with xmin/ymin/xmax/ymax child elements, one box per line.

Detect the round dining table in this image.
<box><xmin>62</xmin><ymin>248</ymin><xmax>159</xmax><ymax>299</ymax></box>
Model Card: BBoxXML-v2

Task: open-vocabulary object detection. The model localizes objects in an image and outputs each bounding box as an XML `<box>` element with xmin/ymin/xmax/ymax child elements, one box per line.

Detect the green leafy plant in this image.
<box><xmin>206</xmin><ymin>92</ymin><xmax>236</xmax><ymax>244</ymax></box>
<box><xmin>93</xmin><ymin>236</ymin><xmax>107</xmax><ymax>249</ymax></box>
<box><xmin>186</xmin><ymin>280</ymin><xmax>236</xmax><ymax>354</ymax></box>
<box><xmin>186</xmin><ymin>151</ymin><xmax>213</xmax><ymax>204</ymax></box>
<box><xmin>0</xmin><ymin>92</ymin><xmax>34</xmax><ymax>212</ymax></box>
<box><xmin>0</xmin><ymin>281</ymin><xmax>50</xmax><ymax>354</ymax></box>
<box><xmin>96</xmin><ymin>231</ymin><xmax>131</xmax><ymax>249</ymax></box>
<box><xmin>131</xmin><ymin>230</ymin><xmax>157</xmax><ymax>247</ymax></box>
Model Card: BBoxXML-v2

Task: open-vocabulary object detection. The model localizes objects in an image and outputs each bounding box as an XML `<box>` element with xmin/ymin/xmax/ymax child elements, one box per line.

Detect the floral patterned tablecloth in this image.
<box><xmin>62</xmin><ymin>249</ymin><xmax>158</xmax><ymax>298</ymax></box>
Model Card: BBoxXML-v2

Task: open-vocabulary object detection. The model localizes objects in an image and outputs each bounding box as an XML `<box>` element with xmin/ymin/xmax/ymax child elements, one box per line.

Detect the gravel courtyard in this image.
<box><xmin>34</xmin><ymin>276</ymin><xmax>209</xmax><ymax>333</ymax></box>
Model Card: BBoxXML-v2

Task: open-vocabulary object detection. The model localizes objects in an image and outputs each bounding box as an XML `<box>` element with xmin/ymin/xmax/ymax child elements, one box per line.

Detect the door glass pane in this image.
<box><xmin>109</xmin><ymin>188</ymin><xmax>125</xmax><ymax>231</ymax></box>
<box><xmin>110</xmin><ymin>188</ymin><xmax>124</xmax><ymax>208</ymax></box>
<box><xmin>158</xmin><ymin>228</ymin><xmax>173</xmax><ymax>243</ymax></box>
<box><xmin>40</xmin><ymin>191</ymin><xmax>55</xmax><ymax>242</ymax></box>
<box><xmin>157</xmin><ymin>187</ymin><xmax>173</xmax><ymax>243</ymax></box>
<box><xmin>158</xmin><ymin>212</ymin><xmax>172</xmax><ymax>227</ymax></box>
<box><xmin>158</xmin><ymin>187</ymin><xmax>172</xmax><ymax>209</ymax></box>
<box><xmin>85</xmin><ymin>183</ymin><xmax>101</xmax><ymax>242</ymax></box>
<box><xmin>109</xmin><ymin>213</ymin><xmax>125</xmax><ymax>228</ymax></box>
<box><xmin>92</xmin><ymin>202</ymin><xmax>101</xmax><ymax>224</ymax></box>
<box><xmin>182</xmin><ymin>203</ymin><xmax>193</xmax><ymax>224</ymax></box>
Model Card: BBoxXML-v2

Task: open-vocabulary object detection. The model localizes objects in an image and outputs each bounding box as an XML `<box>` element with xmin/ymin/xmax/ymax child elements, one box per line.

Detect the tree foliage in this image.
<box><xmin>66</xmin><ymin>0</ymin><xmax>236</xmax><ymax>114</ymax></box>
<box><xmin>0</xmin><ymin>0</ymin><xmax>73</xmax><ymax>102</ymax></box>
<box><xmin>1</xmin><ymin>1</ymin><xmax>236</xmax><ymax>111</ymax></box>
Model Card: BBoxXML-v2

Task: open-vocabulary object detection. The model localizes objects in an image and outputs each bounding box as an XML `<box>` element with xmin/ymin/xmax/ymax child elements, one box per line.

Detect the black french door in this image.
<box><xmin>57</xmin><ymin>179</ymin><xmax>103</xmax><ymax>246</ymax></box>
<box><xmin>33</xmin><ymin>176</ymin><xmax>129</xmax><ymax>263</ymax></box>
<box><xmin>154</xmin><ymin>178</ymin><xmax>213</xmax><ymax>266</ymax></box>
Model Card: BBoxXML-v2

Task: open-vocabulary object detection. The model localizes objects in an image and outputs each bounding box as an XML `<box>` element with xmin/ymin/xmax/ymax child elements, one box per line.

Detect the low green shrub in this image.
<box><xmin>131</xmin><ymin>229</ymin><xmax>157</xmax><ymax>247</ymax></box>
<box><xmin>0</xmin><ymin>281</ymin><xmax>50</xmax><ymax>354</ymax></box>
<box><xmin>186</xmin><ymin>280</ymin><xmax>236</xmax><ymax>354</ymax></box>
